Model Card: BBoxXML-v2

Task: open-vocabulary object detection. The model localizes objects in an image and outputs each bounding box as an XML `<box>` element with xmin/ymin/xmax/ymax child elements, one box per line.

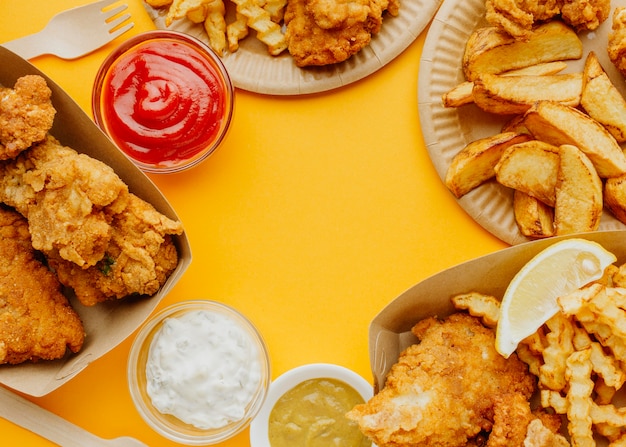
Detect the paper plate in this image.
<box><xmin>145</xmin><ymin>0</ymin><xmax>443</xmax><ymax>95</ymax></box>
<box><xmin>418</xmin><ymin>0</ymin><xmax>626</xmax><ymax>245</ymax></box>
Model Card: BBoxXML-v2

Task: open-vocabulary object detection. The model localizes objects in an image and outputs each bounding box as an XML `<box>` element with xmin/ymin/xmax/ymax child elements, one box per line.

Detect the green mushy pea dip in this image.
<box><xmin>268</xmin><ymin>378</ymin><xmax>371</xmax><ymax>447</ymax></box>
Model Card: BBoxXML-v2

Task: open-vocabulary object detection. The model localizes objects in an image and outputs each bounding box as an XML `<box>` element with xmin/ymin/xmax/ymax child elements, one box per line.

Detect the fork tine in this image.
<box><xmin>109</xmin><ymin>21</ymin><xmax>134</xmax><ymax>39</ymax></box>
<box><xmin>102</xmin><ymin>4</ymin><xmax>129</xmax><ymax>20</ymax></box>
<box><xmin>107</xmin><ymin>12</ymin><xmax>132</xmax><ymax>30</ymax></box>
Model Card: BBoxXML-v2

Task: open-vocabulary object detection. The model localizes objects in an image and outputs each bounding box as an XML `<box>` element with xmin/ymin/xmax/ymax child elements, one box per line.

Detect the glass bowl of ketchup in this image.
<box><xmin>92</xmin><ymin>30</ymin><xmax>234</xmax><ymax>173</ymax></box>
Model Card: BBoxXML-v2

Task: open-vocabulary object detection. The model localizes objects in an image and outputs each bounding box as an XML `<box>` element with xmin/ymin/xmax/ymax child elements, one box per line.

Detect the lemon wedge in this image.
<box><xmin>496</xmin><ymin>238</ymin><xmax>616</xmax><ymax>358</ymax></box>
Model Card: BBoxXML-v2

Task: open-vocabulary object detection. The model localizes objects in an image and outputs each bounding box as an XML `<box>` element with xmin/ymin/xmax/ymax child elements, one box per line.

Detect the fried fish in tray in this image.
<box><xmin>48</xmin><ymin>192</ymin><xmax>183</xmax><ymax>306</ymax></box>
<box><xmin>0</xmin><ymin>206</ymin><xmax>84</xmax><ymax>365</ymax></box>
<box><xmin>0</xmin><ymin>134</ymin><xmax>184</xmax><ymax>306</ymax></box>
<box><xmin>347</xmin><ymin>313</ymin><xmax>566</xmax><ymax>447</ymax></box>
<box><xmin>0</xmin><ymin>75</ymin><xmax>55</xmax><ymax>161</ymax></box>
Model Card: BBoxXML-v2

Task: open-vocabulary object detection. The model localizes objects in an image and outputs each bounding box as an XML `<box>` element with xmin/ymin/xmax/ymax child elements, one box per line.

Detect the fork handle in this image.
<box><xmin>0</xmin><ymin>385</ymin><xmax>111</xmax><ymax>447</ymax></box>
<box><xmin>1</xmin><ymin>31</ymin><xmax>48</xmax><ymax>60</ymax></box>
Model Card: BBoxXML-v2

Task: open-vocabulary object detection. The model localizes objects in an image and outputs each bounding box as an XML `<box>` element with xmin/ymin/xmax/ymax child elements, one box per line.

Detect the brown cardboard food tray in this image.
<box><xmin>0</xmin><ymin>47</ymin><xmax>192</xmax><ymax>397</ymax></box>
<box><xmin>369</xmin><ymin>230</ymin><xmax>626</xmax><ymax>394</ymax></box>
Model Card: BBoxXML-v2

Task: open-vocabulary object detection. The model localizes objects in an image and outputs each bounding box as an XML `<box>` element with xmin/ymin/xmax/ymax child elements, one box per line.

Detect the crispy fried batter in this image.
<box><xmin>0</xmin><ymin>206</ymin><xmax>84</xmax><ymax>364</ymax></box>
<box><xmin>609</xmin><ymin>7</ymin><xmax>626</xmax><ymax>78</ymax></box>
<box><xmin>284</xmin><ymin>0</ymin><xmax>399</xmax><ymax>66</ymax></box>
<box><xmin>48</xmin><ymin>192</ymin><xmax>183</xmax><ymax>306</ymax></box>
<box><xmin>0</xmin><ymin>135</ymin><xmax>128</xmax><ymax>268</ymax></box>
<box><xmin>485</xmin><ymin>0</ymin><xmax>608</xmax><ymax>39</ymax></box>
<box><xmin>0</xmin><ymin>75</ymin><xmax>55</xmax><ymax>161</ymax></box>
<box><xmin>347</xmin><ymin>313</ymin><xmax>537</xmax><ymax>447</ymax></box>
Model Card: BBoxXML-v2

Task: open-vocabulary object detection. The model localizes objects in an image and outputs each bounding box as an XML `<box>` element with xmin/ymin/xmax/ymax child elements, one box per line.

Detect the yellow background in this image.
<box><xmin>0</xmin><ymin>1</ymin><xmax>506</xmax><ymax>445</ymax></box>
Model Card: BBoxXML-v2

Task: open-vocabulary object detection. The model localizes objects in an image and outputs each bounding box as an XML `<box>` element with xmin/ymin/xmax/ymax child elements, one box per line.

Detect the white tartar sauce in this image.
<box><xmin>146</xmin><ymin>309</ymin><xmax>262</xmax><ymax>429</ymax></box>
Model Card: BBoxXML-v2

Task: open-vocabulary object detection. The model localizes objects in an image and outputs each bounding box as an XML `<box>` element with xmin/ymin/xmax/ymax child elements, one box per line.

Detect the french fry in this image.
<box><xmin>165</xmin><ymin>0</ymin><xmax>206</xmax><ymax>25</ymax></box>
<box><xmin>540</xmin><ymin>313</ymin><xmax>575</xmax><ymax>391</ymax></box>
<box><xmin>523</xmin><ymin>101</ymin><xmax>626</xmax><ymax>179</ymax></box>
<box><xmin>472</xmin><ymin>73</ymin><xmax>582</xmax><ymax>115</ymax></box>
<box><xmin>203</xmin><ymin>0</ymin><xmax>227</xmax><ymax>56</ymax></box>
<box><xmin>231</xmin><ymin>0</ymin><xmax>287</xmax><ymax>55</ymax></box>
<box><xmin>442</xmin><ymin>61</ymin><xmax>568</xmax><ymax>108</ymax></box>
<box><xmin>581</xmin><ymin>51</ymin><xmax>626</xmax><ymax>144</ymax></box>
<box><xmin>462</xmin><ymin>21</ymin><xmax>583</xmax><ymax>82</ymax></box>
<box><xmin>495</xmin><ymin>140</ymin><xmax>559</xmax><ymax>207</ymax></box>
<box><xmin>554</xmin><ymin>144</ymin><xmax>603</xmax><ymax>235</ymax></box>
<box><xmin>605</xmin><ymin>174</ymin><xmax>626</xmax><ymax>226</ymax></box>
<box><xmin>451</xmin><ymin>292</ymin><xmax>500</xmax><ymax>328</ymax></box>
<box><xmin>565</xmin><ymin>348</ymin><xmax>595</xmax><ymax>447</ymax></box>
<box><xmin>445</xmin><ymin>132</ymin><xmax>533</xmax><ymax>198</ymax></box>
<box><xmin>513</xmin><ymin>190</ymin><xmax>555</xmax><ymax>238</ymax></box>
<box><xmin>227</xmin><ymin>12</ymin><xmax>249</xmax><ymax>52</ymax></box>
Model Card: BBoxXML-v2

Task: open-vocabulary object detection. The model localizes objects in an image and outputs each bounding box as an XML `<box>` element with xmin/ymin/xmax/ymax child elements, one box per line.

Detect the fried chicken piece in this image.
<box><xmin>284</xmin><ymin>0</ymin><xmax>399</xmax><ymax>66</ymax></box>
<box><xmin>0</xmin><ymin>135</ymin><xmax>128</xmax><ymax>268</ymax></box>
<box><xmin>560</xmin><ymin>0</ymin><xmax>609</xmax><ymax>32</ymax></box>
<box><xmin>524</xmin><ymin>419</ymin><xmax>570</xmax><ymax>447</ymax></box>
<box><xmin>485</xmin><ymin>0</ymin><xmax>608</xmax><ymax>39</ymax></box>
<box><xmin>346</xmin><ymin>313</ymin><xmax>536</xmax><ymax>447</ymax></box>
<box><xmin>0</xmin><ymin>206</ymin><xmax>84</xmax><ymax>364</ymax></box>
<box><xmin>609</xmin><ymin>7</ymin><xmax>626</xmax><ymax>78</ymax></box>
<box><xmin>0</xmin><ymin>75</ymin><xmax>55</xmax><ymax>161</ymax></box>
<box><xmin>48</xmin><ymin>192</ymin><xmax>183</xmax><ymax>306</ymax></box>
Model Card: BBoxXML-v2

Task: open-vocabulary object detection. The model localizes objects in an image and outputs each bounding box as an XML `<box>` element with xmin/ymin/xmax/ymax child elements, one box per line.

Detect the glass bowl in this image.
<box><xmin>128</xmin><ymin>300</ymin><xmax>270</xmax><ymax>445</ymax></box>
<box><xmin>92</xmin><ymin>30</ymin><xmax>234</xmax><ymax>173</ymax></box>
<box><xmin>249</xmin><ymin>363</ymin><xmax>375</xmax><ymax>447</ymax></box>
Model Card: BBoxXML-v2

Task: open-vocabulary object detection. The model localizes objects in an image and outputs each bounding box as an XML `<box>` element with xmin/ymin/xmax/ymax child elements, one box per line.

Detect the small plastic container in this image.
<box><xmin>250</xmin><ymin>363</ymin><xmax>375</xmax><ymax>447</ymax></box>
<box><xmin>93</xmin><ymin>30</ymin><xmax>234</xmax><ymax>173</ymax></box>
<box><xmin>128</xmin><ymin>300</ymin><xmax>270</xmax><ymax>445</ymax></box>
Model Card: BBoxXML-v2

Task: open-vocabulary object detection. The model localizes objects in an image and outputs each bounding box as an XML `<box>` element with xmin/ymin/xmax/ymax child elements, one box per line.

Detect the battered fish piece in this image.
<box><xmin>48</xmin><ymin>192</ymin><xmax>183</xmax><ymax>306</ymax></box>
<box><xmin>485</xmin><ymin>0</ymin><xmax>608</xmax><ymax>39</ymax></box>
<box><xmin>347</xmin><ymin>313</ymin><xmax>537</xmax><ymax>447</ymax></box>
<box><xmin>0</xmin><ymin>135</ymin><xmax>128</xmax><ymax>268</ymax></box>
<box><xmin>0</xmin><ymin>75</ymin><xmax>55</xmax><ymax>161</ymax></box>
<box><xmin>285</xmin><ymin>0</ymin><xmax>399</xmax><ymax>66</ymax></box>
<box><xmin>0</xmin><ymin>206</ymin><xmax>84</xmax><ymax>364</ymax></box>
<box><xmin>609</xmin><ymin>7</ymin><xmax>626</xmax><ymax>78</ymax></box>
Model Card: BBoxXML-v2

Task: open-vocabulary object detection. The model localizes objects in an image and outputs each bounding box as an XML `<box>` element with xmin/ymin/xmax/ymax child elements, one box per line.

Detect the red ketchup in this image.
<box><xmin>99</xmin><ymin>37</ymin><xmax>231</xmax><ymax>170</ymax></box>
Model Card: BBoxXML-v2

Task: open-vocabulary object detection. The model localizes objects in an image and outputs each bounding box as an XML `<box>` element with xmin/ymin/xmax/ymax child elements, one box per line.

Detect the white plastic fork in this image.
<box><xmin>0</xmin><ymin>385</ymin><xmax>149</xmax><ymax>447</ymax></box>
<box><xmin>1</xmin><ymin>0</ymin><xmax>134</xmax><ymax>60</ymax></box>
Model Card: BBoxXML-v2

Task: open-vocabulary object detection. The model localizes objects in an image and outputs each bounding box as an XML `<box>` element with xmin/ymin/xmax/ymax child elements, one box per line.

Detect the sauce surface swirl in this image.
<box><xmin>101</xmin><ymin>38</ymin><xmax>229</xmax><ymax>167</ymax></box>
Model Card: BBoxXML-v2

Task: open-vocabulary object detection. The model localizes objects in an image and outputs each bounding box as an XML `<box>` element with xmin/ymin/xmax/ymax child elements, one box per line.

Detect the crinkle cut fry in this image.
<box><xmin>539</xmin><ymin>313</ymin><xmax>575</xmax><ymax>391</ymax></box>
<box><xmin>565</xmin><ymin>348</ymin><xmax>595</xmax><ymax>447</ymax></box>
<box><xmin>451</xmin><ymin>292</ymin><xmax>500</xmax><ymax>328</ymax></box>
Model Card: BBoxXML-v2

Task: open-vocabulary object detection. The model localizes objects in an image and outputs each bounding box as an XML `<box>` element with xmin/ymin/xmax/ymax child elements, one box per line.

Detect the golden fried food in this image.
<box><xmin>48</xmin><ymin>192</ymin><xmax>183</xmax><ymax>306</ymax></box>
<box><xmin>0</xmin><ymin>135</ymin><xmax>128</xmax><ymax>268</ymax></box>
<box><xmin>0</xmin><ymin>75</ymin><xmax>55</xmax><ymax>161</ymax></box>
<box><xmin>0</xmin><ymin>206</ymin><xmax>84</xmax><ymax>364</ymax></box>
<box><xmin>284</xmin><ymin>0</ymin><xmax>398</xmax><ymax>66</ymax></box>
<box><xmin>609</xmin><ymin>7</ymin><xmax>626</xmax><ymax>78</ymax></box>
<box><xmin>485</xmin><ymin>0</ymin><xmax>608</xmax><ymax>40</ymax></box>
<box><xmin>347</xmin><ymin>313</ymin><xmax>537</xmax><ymax>446</ymax></box>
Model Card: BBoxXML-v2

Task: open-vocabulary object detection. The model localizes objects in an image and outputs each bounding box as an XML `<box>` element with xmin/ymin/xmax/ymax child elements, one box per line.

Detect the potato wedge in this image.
<box><xmin>554</xmin><ymin>144</ymin><xmax>603</xmax><ymax>235</ymax></box>
<box><xmin>495</xmin><ymin>140</ymin><xmax>560</xmax><ymax>206</ymax></box>
<box><xmin>581</xmin><ymin>51</ymin><xmax>626</xmax><ymax>143</ymax></box>
<box><xmin>523</xmin><ymin>101</ymin><xmax>626</xmax><ymax>178</ymax></box>
<box><xmin>605</xmin><ymin>175</ymin><xmax>626</xmax><ymax>225</ymax></box>
<box><xmin>472</xmin><ymin>73</ymin><xmax>582</xmax><ymax>115</ymax></box>
<box><xmin>442</xmin><ymin>61</ymin><xmax>568</xmax><ymax>108</ymax></box>
<box><xmin>513</xmin><ymin>189</ymin><xmax>555</xmax><ymax>238</ymax></box>
<box><xmin>445</xmin><ymin>132</ymin><xmax>533</xmax><ymax>198</ymax></box>
<box><xmin>462</xmin><ymin>21</ymin><xmax>583</xmax><ymax>82</ymax></box>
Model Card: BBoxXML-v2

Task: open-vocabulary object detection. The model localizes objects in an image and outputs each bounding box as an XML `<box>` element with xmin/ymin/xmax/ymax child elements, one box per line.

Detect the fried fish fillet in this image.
<box><xmin>0</xmin><ymin>206</ymin><xmax>84</xmax><ymax>364</ymax></box>
<box><xmin>48</xmin><ymin>192</ymin><xmax>183</xmax><ymax>306</ymax></box>
<box><xmin>0</xmin><ymin>135</ymin><xmax>128</xmax><ymax>268</ymax></box>
<box><xmin>609</xmin><ymin>7</ymin><xmax>626</xmax><ymax>78</ymax></box>
<box><xmin>347</xmin><ymin>313</ymin><xmax>539</xmax><ymax>447</ymax></box>
<box><xmin>485</xmin><ymin>0</ymin><xmax>609</xmax><ymax>39</ymax></box>
<box><xmin>0</xmin><ymin>75</ymin><xmax>55</xmax><ymax>161</ymax></box>
<box><xmin>284</xmin><ymin>0</ymin><xmax>399</xmax><ymax>66</ymax></box>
